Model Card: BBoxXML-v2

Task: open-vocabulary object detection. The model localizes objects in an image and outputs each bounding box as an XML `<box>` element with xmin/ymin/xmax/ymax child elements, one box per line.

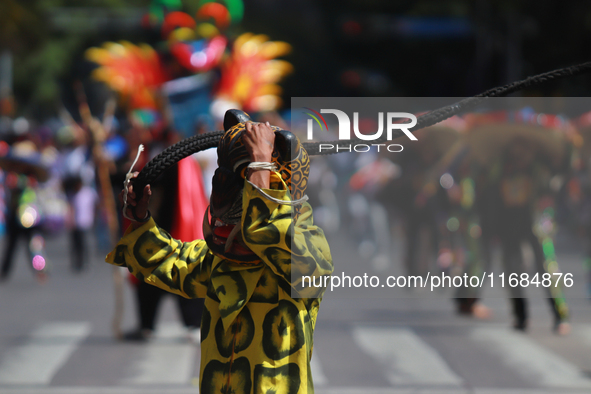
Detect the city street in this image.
<box><xmin>1</xmin><ymin>226</ymin><xmax>591</xmax><ymax>394</ymax></box>
<box><xmin>4</xmin><ymin>1</ymin><xmax>591</xmax><ymax>394</ymax></box>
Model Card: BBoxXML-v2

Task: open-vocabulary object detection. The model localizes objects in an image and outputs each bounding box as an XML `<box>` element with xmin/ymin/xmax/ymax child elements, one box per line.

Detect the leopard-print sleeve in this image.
<box><xmin>105</xmin><ymin>218</ymin><xmax>212</xmax><ymax>299</ymax></box>
<box><xmin>241</xmin><ymin>171</ymin><xmax>333</xmax><ymax>299</ymax></box>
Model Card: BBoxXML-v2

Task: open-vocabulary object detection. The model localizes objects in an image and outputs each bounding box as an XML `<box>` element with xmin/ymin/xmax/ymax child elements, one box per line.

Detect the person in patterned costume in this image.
<box><xmin>106</xmin><ymin>110</ymin><xmax>333</xmax><ymax>393</ymax></box>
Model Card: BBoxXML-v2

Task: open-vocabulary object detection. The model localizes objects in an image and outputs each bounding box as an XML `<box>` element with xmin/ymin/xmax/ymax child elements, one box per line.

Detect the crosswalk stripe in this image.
<box><xmin>0</xmin><ymin>321</ymin><xmax>91</xmax><ymax>385</ymax></box>
<box><xmin>310</xmin><ymin>353</ymin><xmax>328</xmax><ymax>386</ymax></box>
<box><xmin>4</xmin><ymin>320</ymin><xmax>591</xmax><ymax>391</ymax></box>
<box><xmin>122</xmin><ymin>322</ymin><xmax>197</xmax><ymax>385</ymax></box>
<box><xmin>2</xmin><ymin>387</ymin><xmax>591</xmax><ymax>394</ymax></box>
<box><xmin>471</xmin><ymin>327</ymin><xmax>591</xmax><ymax>389</ymax></box>
<box><xmin>577</xmin><ymin>324</ymin><xmax>591</xmax><ymax>346</ymax></box>
<box><xmin>473</xmin><ymin>389</ymin><xmax>591</xmax><ymax>394</ymax></box>
<box><xmin>0</xmin><ymin>388</ymin><xmax>200</xmax><ymax>394</ymax></box>
<box><xmin>352</xmin><ymin>326</ymin><xmax>463</xmax><ymax>386</ymax></box>
<box><xmin>318</xmin><ymin>389</ymin><xmax>591</xmax><ymax>394</ymax></box>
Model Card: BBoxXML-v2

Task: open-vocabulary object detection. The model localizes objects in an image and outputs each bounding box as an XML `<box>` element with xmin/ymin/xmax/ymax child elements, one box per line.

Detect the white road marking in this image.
<box><xmin>310</xmin><ymin>352</ymin><xmax>329</xmax><ymax>386</ymax></box>
<box><xmin>471</xmin><ymin>327</ymin><xmax>591</xmax><ymax>389</ymax></box>
<box><xmin>353</xmin><ymin>326</ymin><xmax>463</xmax><ymax>386</ymax></box>
<box><xmin>123</xmin><ymin>322</ymin><xmax>197</xmax><ymax>385</ymax></box>
<box><xmin>0</xmin><ymin>388</ymin><xmax>200</xmax><ymax>394</ymax></box>
<box><xmin>0</xmin><ymin>321</ymin><xmax>91</xmax><ymax>385</ymax></box>
<box><xmin>576</xmin><ymin>324</ymin><xmax>591</xmax><ymax>347</ymax></box>
<box><xmin>2</xmin><ymin>388</ymin><xmax>591</xmax><ymax>394</ymax></box>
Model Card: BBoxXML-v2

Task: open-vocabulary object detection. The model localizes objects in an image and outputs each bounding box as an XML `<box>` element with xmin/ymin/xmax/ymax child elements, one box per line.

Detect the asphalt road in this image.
<box><xmin>1</xmin><ymin>224</ymin><xmax>591</xmax><ymax>394</ymax></box>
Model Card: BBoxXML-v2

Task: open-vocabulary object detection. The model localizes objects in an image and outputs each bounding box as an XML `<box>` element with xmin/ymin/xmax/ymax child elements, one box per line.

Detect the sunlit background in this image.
<box><xmin>2</xmin><ymin>1</ymin><xmax>591</xmax><ymax>393</ymax></box>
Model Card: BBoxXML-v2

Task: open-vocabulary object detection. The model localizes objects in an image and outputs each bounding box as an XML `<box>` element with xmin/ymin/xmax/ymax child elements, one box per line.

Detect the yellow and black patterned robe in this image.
<box><xmin>106</xmin><ymin>172</ymin><xmax>333</xmax><ymax>393</ymax></box>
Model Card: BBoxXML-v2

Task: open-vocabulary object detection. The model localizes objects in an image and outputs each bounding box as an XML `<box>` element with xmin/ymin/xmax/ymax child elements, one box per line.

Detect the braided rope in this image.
<box><xmin>131</xmin><ymin>61</ymin><xmax>591</xmax><ymax>187</ymax></box>
<box><xmin>131</xmin><ymin>130</ymin><xmax>224</xmax><ymax>199</ymax></box>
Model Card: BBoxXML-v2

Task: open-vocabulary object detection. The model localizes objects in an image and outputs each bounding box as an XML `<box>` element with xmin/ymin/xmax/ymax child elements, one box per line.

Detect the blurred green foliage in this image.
<box><xmin>3</xmin><ymin>0</ymin><xmax>591</xmax><ymax>118</ymax></box>
<box><xmin>0</xmin><ymin>0</ymin><xmax>149</xmax><ymax>116</ymax></box>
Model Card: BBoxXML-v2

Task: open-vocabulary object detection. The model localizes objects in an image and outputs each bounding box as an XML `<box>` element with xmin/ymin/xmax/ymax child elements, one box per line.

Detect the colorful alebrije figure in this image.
<box><xmin>86</xmin><ymin>0</ymin><xmax>292</xmax><ymax>117</ymax></box>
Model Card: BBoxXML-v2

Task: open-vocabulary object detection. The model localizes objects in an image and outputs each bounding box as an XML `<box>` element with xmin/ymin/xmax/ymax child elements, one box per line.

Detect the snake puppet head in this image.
<box><xmin>203</xmin><ymin>109</ymin><xmax>310</xmax><ymax>262</ymax></box>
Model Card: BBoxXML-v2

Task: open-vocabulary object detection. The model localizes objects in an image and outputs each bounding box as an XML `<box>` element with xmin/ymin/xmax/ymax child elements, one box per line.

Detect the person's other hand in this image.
<box><xmin>119</xmin><ymin>172</ymin><xmax>151</xmax><ymax>224</ymax></box>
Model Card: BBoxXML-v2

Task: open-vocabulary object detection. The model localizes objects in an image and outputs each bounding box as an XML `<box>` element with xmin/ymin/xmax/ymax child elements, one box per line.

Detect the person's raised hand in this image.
<box><xmin>243</xmin><ymin>121</ymin><xmax>275</xmax><ymax>189</ymax></box>
<box><xmin>243</xmin><ymin>121</ymin><xmax>275</xmax><ymax>163</ymax></box>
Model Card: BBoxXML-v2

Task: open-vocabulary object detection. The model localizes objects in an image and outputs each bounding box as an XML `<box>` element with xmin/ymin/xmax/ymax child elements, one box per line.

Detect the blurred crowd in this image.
<box><xmin>4</xmin><ymin>91</ymin><xmax>591</xmax><ymax>339</ymax></box>
<box><xmin>0</xmin><ymin>0</ymin><xmax>298</xmax><ymax>342</ymax></box>
<box><xmin>305</xmin><ymin>107</ymin><xmax>591</xmax><ymax>334</ymax></box>
<box><xmin>2</xmin><ymin>1</ymin><xmax>591</xmax><ymax>343</ymax></box>
<box><xmin>0</xmin><ymin>104</ymin><xmax>221</xmax><ymax>339</ymax></box>
<box><xmin>4</xmin><ymin>95</ymin><xmax>591</xmax><ymax>342</ymax></box>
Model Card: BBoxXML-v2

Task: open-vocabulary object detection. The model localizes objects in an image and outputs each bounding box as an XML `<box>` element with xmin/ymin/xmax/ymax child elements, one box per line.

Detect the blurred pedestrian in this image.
<box><xmin>119</xmin><ymin>123</ymin><xmax>206</xmax><ymax>342</ymax></box>
<box><xmin>0</xmin><ymin>140</ymin><xmax>49</xmax><ymax>282</ymax></box>
<box><xmin>492</xmin><ymin>138</ymin><xmax>569</xmax><ymax>333</ymax></box>
<box><xmin>61</xmin><ymin>125</ymin><xmax>98</xmax><ymax>272</ymax></box>
<box><xmin>64</xmin><ymin>176</ymin><xmax>98</xmax><ymax>272</ymax></box>
<box><xmin>0</xmin><ymin>174</ymin><xmax>47</xmax><ymax>281</ymax></box>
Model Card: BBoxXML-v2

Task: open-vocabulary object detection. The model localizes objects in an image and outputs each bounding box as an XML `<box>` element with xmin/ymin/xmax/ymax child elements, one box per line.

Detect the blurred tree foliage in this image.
<box><xmin>0</xmin><ymin>0</ymin><xmax>148</xmax><ymax>117</ymax></box>
<box><xmin>4</xmin><ymin>0</ymin><xmax>591</xmax><ymax>118</ymax></box>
